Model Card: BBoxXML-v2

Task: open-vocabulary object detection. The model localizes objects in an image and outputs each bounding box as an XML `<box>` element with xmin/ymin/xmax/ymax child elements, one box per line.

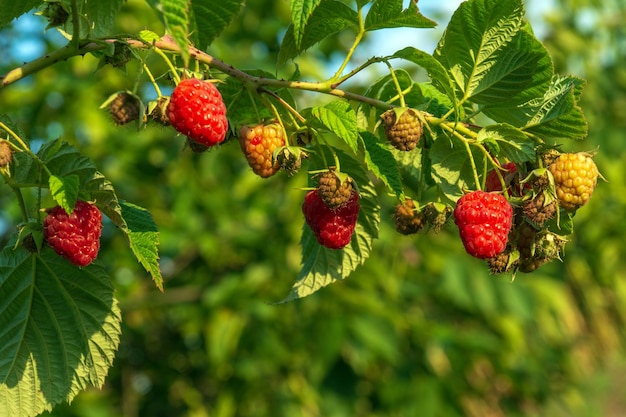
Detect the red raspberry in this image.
<box><xmin>238</xmin><ymin>123</ymin><xmax>285</xmax><ymax>178</ymax></box>
<box><xmin>43</xmin><ymin>200</ymin><xmax>103</xmax><ymax>267</ymax></box>
<box><xmin>485</xmin><ymin>162</ymin><xmax>517</xmax><ymax>192</ymax></box>
<box><xmin>453</xmin><ymin>191</ymin><xmax>513</xmax><ymax>259</ymax></box>
<box><xmin>302</xmin><ymin>190</ymin><xmax>360</xmax><ymax>249</ymax></box>
<box><xmin>167</xmin><ymin>78</ymin><xmax>228</xmax><ymax>147</ymax></box>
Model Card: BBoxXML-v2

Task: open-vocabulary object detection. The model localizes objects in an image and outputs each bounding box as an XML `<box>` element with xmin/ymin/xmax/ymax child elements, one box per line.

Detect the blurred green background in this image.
<box><xmin>1</xmin><ymin>0</ymin><xmax>625</xmax><ymax>416</ymax></box>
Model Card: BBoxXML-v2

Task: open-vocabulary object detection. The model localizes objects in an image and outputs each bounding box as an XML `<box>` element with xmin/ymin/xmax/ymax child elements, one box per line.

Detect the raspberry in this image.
<box><xmin>487</xmin><ymin>247</ymin><xmax>519</xmax><ymax>274</ymax></box>
<box><xmin>302</xmin><ymin>190</ymin><xmax>360</xmax><ymax>249</ymax></box>
<box><xmin>393</xmin><ymin>198</ymin><xmax>425</xmax><ymax>235</ymax></box>
<box><xmin>108</xmin><ymin>91</ymin><xmax>141</xmax><ymax>125</ymax></box>
<box><xmin>422</xmin><ymin>202</ymin><xmax>452</xmax><ymax>233</ymax></box>
<box><xmin>381</xmin><ymin>108</ymin><xmax>423</xmax><ymax>151</ymax></box>
<box><xmin>518</xmin><ymin>231</ymin><xmax>565</xmax><ymax>273</ymax></box>
<box><xmin>147</xmin><ymin>96</ymin><xmax>171</xmax><ymax>126</ymax></box>
<box><xmin>167</xmin><ymin>78</ymin><xmax>228</xmax><ymax>147</ymax></box>
<box><xmin>276</xmin><ymin>146</ymin><xmax>305</xmax><ymax>176</ymax></box>
<box><xmin>43</xmin><ymin>200</ymin><xmax>103</xmax><ymax>267</ymax></box>
<box><xmin>238</xmin><ymin>123</ymin><xmax>285</xmax><ymax>178</ymax></box>
<box><xmin>485</xmin><ymin>162</ymin><xmax>517</xmax><ymax>193</ymax></box>
<box><xmin>0</xmin><ymin>141</ymin><xmax>12</xmax><ymax>168</ymax></box>
<box><xmin>548</xmin><ymin>152</ymin><xmax>598</xmax><ymax>211</ymax></box>
<box><xmin>522</xmin><ymin>192</ymin><xmax>556</xmax><ymax>228</ymax></box>
<box><xmin>453</xmin><ymin>191</ymin><xmax>513</xmax><ymax>259</ymax></box>
<box><xmin>317</xmin><ymin>169</ymin><xmax>354</xmax><ymax>210</ymax></box>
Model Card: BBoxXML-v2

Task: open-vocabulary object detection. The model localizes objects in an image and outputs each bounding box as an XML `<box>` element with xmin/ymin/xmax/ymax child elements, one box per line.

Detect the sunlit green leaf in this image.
<box><xmin>477</xmin><ymin>124</ymin><xmax>535</xmax><ymax>163</ymax></box>
<box><xmin>360</xmin><ymin>131</ymin><xmax>404</xmax><ymax>200</ymax></box>
<box><xmin>364</xmin><ymin>0</ymin><xmax>436</xmax><ymax>31</ymax></box>
<box><xmin>310</xmin><ymin>101</ymin><xmax>359</xmax><ymax>154</ymax></box>
<box><xmin>430</xmin><ymin>133</ymin><xmax>484</xmax><ymax>201</ymax></box>
<box><xmin>190</xmin><ymin>0</ymin><xmax>244</xmax><ymax>50</ymax></box>
<box><xmin>0</xmin><ymin>244</ymin><xmax>121</xmax><ymax>417</ymax></box>
<box><xmin>278</xmin><ymin>0</ymin><xmax>358</xmax><ymax>67</ymax></box>
<box><xmin>290</xmin><ymin>0</ymin><xmax>321</xmax><ymax>49</ymax></box>
<box><xmin>49</xmin><ymin>174</ymin><xmax>79</xmax><ymax>213</ymax></box>
<box><xmin>162</xmin><ymin>0</ymin><xmax>191</xmax><ymax>65</ymax></box>
<box><xmin>120</xmin><ymin>201</ymin><xmax>162</xmax><ymax>291</ymax></box>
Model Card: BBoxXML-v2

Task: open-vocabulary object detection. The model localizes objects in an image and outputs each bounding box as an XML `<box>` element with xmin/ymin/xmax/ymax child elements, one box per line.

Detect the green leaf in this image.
<box><xmin>120</xmin><ymin>201</ymin><xmax>163</xmax><ymax>291</ymax></box>
<box><xmin>0</xmin><ymin>244</ymin><xmax>121</xmax><ymax>417</ymax></box>
<box><xmin>0</xmin><ymin>0</ymin><xmax>43</xmax><ymax>28</ymax></box>
<box><xmin>139</xmin><ymin>29</ymin><xmax>161</xmax><ymax>43</ymax></box>
<box><xmin>221</xmin><ymin>70</ymin><xmax>297</xmax><ymax>128</ymax></box>
<box><xmin>278</xmin><ymin>0</ymin><xmax>358</xmax><ymax>67</ymax></box>
<box><xmin>190</xmin><ymin>0</ymin><xmax>244</xmax><ymax>50</ymax></box>
<box><xmin>49</xmin><ymin>174</ymin><xmax>79</xmax><ymax>213</ymax></box>
<box><xmin>162</xmin><ymin>0</ymin><xmax>191</xmax><ymax>66</ymax></box>
<box><xmin>434</xmin><ymin>0</ymin><xmax>546</xmax><ymax>104</ymax></box>
<box><xmin>430</xmin><ymin>133</ymin><xmax>485</xmax><ymax>201</ymax></box>
<box><xmin>360</xmin><ymin>131</ymin><xmax>404</xmax><ymax>200</ymax></box>
<box><xmin>523</xmin><ymin>75</ymin><xmax>588</xmax><ymax>140</ymax></box>
<box><xmin>279</xmin><ymin>148</ymin><xmax>379</xmax><ymax>302</ymax></box>
<box><xmin>364</xmin><ymin>0</ymin><xmax>436</xmax><ymax>31</ymax></box>
<box><xmin>477</xmin><ymin>124</ymin><xmax>535</xmax><ymax>163</ymax></box>
<box><xmin>310</xmin><ymin>101</ymin><xmax>359</xmax><ymax>154</ymax></box>
<box><xmin>85</xmin><ymin>0</ymin><xmax>125</xmax><ymax>37</ymax></box>
<box><xmin>290</xmin><ymin>0</ymin><xmax>322</xmax><ymax>49</ymax></box>
<box><xmin>389</xmin><ymin>47</ymin><xmax>459</xmax><ymax>112</ymax></box>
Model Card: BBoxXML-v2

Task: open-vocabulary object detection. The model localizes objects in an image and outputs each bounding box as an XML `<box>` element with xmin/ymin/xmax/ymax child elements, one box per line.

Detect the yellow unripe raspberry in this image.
<box><xmin>239</xmin><ymin>123</ymin><xmax>286</xmax><ymax>178</ymax></box>
<box><xmin>548</xmin><ymin>152</ymin><xmax>598</xmax><ymax>211</ymax></box>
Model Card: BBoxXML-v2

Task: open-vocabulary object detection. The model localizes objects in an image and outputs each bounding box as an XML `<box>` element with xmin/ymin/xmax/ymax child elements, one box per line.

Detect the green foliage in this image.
<box><xmin>0</xmin><ymin>245</ymin><xmax>121</xmax><ymax>417</ymax></box>
<box><xmin>1</xmin><ymin>0</ymin><xmax>622</xmax><ymax>415</ymax></box>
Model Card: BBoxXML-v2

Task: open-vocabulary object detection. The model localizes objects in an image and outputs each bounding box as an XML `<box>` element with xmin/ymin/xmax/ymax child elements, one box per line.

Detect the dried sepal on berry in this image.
<box><xmin>275</xmin><ymin>146</ymin><xmax>307</xmax><ymax>176</ymax></box>
<box><xmin>487</xmin><ymin>247</ymin><xmax>520</xmax><ymax>275</ymax></box>
<box><xmin>317</xmin><ymin>168</ymin><xmax>355</xmax><ymax>210</ymax></box>
<box><xmin>393</xmin><ymin>198</ymin><xmax>425</xmax><ymax>235</ymax></box>
<box><xmin>101</xmin><ymin>91</ymin><xmax>143</xmax><ymax>126</ymax></box>
<box><xmin>422</xmin><ymin>202</ymin><xmax>453</xmax><ymax>233</ymax></box>
<box><xmin>146</xmin><ymin>96</ymin><xmax>171</xmax><ymax>126</ymax></box>
<box><xmin>522</xmin><ymin>191</ymin><xmax>557</xmax><ymax>228</ymax></box>
<box><xmin>381</xmin><ymin>107</ymin><xmax>423</xmax><ymax>151</ymax></box>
